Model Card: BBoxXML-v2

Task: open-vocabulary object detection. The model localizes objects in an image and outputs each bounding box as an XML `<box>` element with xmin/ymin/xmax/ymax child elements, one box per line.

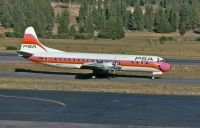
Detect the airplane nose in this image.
<box><xmin>159</xmin><ymin>62</ymin><xmax>171</xmax><ymax>72</ymax></box>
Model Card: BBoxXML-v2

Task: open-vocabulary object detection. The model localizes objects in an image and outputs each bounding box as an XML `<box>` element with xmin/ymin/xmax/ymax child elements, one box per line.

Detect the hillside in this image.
<box><xmin>0</xmin><ymin>0</ymin><xmax>54</xmax><ymax>37</ymax></box>
<box><xmin>0</xmin><ymin>0</ymin><xmax>200</xmax><ymax>39</ymax></box>
<box><xmin>51</xmin><ymin>2</ymin><xmax>80</xmax><ymax>34</ymax></box>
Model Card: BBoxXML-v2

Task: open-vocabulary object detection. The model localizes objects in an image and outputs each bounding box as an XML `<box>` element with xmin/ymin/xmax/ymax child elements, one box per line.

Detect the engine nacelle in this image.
<box><xmin>101</xmin><ymin>61</ymin><xmax>121</xmax><ymax>71</ymax></box>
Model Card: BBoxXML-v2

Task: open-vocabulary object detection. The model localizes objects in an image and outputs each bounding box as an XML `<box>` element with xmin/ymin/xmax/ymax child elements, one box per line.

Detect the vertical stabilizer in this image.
<box><xmin>20</xmin><ymin>27</ymin><xmax>47</xmax><ymax>53</ymax></box>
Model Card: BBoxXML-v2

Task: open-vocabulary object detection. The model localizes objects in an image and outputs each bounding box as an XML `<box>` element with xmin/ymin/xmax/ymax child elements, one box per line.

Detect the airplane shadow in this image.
<box><xmin>15</xmin><ymin>68</ymin><xmax>160</xmax><ymax>79</ymax></box>
<box><xmin>15</xmin><ymin>68</ymin><xmax>92</xmax><ymax>79</ymax></box>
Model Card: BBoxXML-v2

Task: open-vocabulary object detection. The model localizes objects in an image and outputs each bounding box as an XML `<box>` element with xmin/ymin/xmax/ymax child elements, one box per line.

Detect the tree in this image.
<box><xmin>96</xmin><ymin>10</ymin><xmax>106</xmax><ymax>31</ymax></box>
<box><xmin>69</xmin><ymin>25</ymin><xmax>77</xmax><ymax>36</ymax></box>
<box><xmin>98</xmin><ymin>17</ymin><xmax>125</xmax><ymax>39</ymax></box>
<box><xmin>12</xmin><ymin>0</ymin><xmax>25</xmax><ymax>37</ymax></box>
<box><xmin>134</xmin><ymin>6</ymin><xmax>144</xmax><ymax>31</ymax></box>
<box><xmin>0</xmin><ymin>0</ymin><xmax>55</xmax><ymax>37</ymax></box>
<box><xmin>1</xmin><ymin>0</ymin><xmax>12</xmax><ymax>28</ymax></box>
<box><xmin>179</xmin><ymin>22</ymin><xmax>186</xmax><ymax>36</ymax></box>
<box><xmin>169</xmin><ymin>9</ymin><xmax>179</xmax><ymax>32</ymax></box>
<box><xmin>189</xmin><ymin>0</ymin><xmax>200</xmax><ymax>29</ymax></box>
<box><xmin>78</xmin><ymin>0</ymin><xmax>89</xmax><ymax>23</ymax></box>
<box><xmin>179</xmin><ymin>4</ymin><xmax>189</xmax><ymax>36</ymax></box>
<box><xmin>144</xmin><ymin>5</ymin><xmax>154</xmax><ymax>32</ymax></box>
<box><xmin>154</xmin><ymin>8</ymin><xmax>171</xmax><ymax>33</ymax></box>
<box><xmin>0</xmin><ymin>0</ymin><xmax>4</xmax><ymax>23</ymax></box>
<box><xmin>127</xmin><ymin>13</ymin><xmax>137</xmax><ymax>31</ymax></box>
<box><xmin>58</xmin><ymin>9</ymin><xmax>70</xmax><ymax>37</ymax></box>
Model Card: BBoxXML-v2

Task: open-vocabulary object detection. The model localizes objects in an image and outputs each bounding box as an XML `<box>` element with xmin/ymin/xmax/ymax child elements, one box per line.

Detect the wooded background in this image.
<box><xmin>0</xmin><ymin>0</ymin><xmax>200</xmax><ymax>39</ymax></box>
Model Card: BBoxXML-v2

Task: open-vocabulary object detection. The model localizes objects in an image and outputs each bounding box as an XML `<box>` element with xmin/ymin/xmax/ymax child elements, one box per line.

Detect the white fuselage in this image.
<box><xmin>27</xmin><ymin>51</ymin><xmax>165</xmax><ymax>74</ymax></box>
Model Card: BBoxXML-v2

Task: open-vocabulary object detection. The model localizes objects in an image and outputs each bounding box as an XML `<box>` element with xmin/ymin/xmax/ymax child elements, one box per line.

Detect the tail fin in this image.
<box><xmin>20</xmin><ymin>27</ymin><xmax>47</xmax><ymax>53</ymax></box>
<box><xmin>19</xmin><ymin>27</ymin><xmax>63</xmax><ymax>56</ymax></box>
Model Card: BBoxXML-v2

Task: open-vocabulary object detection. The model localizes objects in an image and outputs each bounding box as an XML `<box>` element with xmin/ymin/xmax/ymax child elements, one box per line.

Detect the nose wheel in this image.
<box><xmin>152</xmin><ymin>72</ymin><xmax>162</xmax><ymax>80</ymax></box>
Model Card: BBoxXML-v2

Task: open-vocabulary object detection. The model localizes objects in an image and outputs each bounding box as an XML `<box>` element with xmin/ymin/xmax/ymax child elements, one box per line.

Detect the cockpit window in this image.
<box><xmin>157</xmin><ymin>60</ymin><xmax>165</xmax><ymax>62</ymax></box>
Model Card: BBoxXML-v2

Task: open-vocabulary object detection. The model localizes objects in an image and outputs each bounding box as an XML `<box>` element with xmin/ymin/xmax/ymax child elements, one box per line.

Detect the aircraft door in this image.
<box><xmin>44</xmin><ymin>57</ymin><xmax>48</xmax><ymax>63</ymax></box>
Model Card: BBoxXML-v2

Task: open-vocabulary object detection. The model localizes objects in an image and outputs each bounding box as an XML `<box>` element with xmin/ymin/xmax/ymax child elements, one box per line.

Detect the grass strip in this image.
<box><xmin>1</xmin><ymin>77</ymin><xmax>200</xmax><ymax>96</ymax></box>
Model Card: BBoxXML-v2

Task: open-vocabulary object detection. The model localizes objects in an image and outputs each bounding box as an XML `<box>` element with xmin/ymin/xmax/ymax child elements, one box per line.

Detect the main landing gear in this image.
<box><xmin>92</xmin><ymin>75</ymin><xmax>96</xmax><ymax>79</ymax></box>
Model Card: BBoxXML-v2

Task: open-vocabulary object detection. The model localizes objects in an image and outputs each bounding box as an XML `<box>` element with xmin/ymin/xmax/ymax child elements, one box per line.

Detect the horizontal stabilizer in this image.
<box><xmin>17</xmin><ymin>50</ymin><xmax>33</xmax><ymax>58</ymax></box>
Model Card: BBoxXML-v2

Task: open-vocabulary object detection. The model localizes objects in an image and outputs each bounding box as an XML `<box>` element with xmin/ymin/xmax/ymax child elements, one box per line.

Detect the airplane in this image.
<box><xmin>17</xmin><ymin>27</ymin><xmax>171</xmax><ymax>79</ymax></box>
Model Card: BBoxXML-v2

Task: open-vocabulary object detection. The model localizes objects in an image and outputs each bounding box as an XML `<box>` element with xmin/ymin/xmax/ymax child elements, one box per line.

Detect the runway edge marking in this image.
<box><xmin>0</xmin><ymin>94</ymin><xmax>66</xmax><ymax>106</ymax></box>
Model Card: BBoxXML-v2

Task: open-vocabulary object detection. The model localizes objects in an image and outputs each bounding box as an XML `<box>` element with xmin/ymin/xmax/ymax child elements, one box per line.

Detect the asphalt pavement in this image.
<box><xmin>0</xmin><ymin>89</ymin><xmax>200</xmax><ymax>127</ymax></box>
<box><xmin>1</xmin><ymin>71</ymin><xmax>200</xmax><ymax>85</ymax></box>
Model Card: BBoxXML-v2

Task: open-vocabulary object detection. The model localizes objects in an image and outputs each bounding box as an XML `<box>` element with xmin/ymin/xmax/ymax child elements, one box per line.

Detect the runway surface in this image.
<box><xmin>0</xmin><ymin>89</ymin><xmax>200</xmax><ymax>128</ymax></box>
<box><xmin>0</xmin><ymin>53</ymin><xmax>200</xmax><ymax>65</ymax></box>
<box><xmin>1</xmin><ymin>71</ymin><xmax>200</xmax><ymax>85</ymax></box>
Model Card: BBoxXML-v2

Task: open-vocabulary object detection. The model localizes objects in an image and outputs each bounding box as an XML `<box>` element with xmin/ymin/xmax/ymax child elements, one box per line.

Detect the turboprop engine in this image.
<box><xmin>101</xmin><ymin>61</ymin><xmax>121</xmax><ymax>72</ymax></box>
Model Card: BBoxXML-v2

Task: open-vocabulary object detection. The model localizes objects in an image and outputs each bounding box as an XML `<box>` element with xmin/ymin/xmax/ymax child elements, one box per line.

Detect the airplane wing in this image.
<box><xmin>81</xmin><ymin>61</ymin><xmax>121</xmax><ymax>74</ymax></box>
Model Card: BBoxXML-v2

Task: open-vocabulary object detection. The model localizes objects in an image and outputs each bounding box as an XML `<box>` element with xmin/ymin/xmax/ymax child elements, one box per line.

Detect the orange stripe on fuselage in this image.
<box><xmin>120</xmin><ymin>61</ymin><xmax>160</xmax><ymax>70</ymax></box>
<box><xmin>27</xmin><ymin>56</ymin><xmax>161</xmax><ymax>71</ymax></box>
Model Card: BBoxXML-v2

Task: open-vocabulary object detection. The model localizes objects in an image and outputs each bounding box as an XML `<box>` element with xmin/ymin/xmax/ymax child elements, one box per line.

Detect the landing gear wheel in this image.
<box><xmin>92</xmin><ymin>75</ymin><xmax>96</xmax><ymax>79</ymax></box>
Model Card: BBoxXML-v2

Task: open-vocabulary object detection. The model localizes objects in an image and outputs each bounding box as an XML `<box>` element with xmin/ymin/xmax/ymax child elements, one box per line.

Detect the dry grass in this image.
<box><xmin>1</xmin><ymin>31</ymin><xmax>200</xmax><ymax>58</ymax></box>
<box><xmin>162</xmin><ymin>65</ymin><xmax>200</xmax><ymax>79</ymax></box>
<box><xmin>1</xmin><ymin>77</ymin><xmax>200</xmax><ymax>96</ymax></box>
<box><xmin>0</xmin><ymin>38</ymin><xmax>21</xmax><ymax>52</ymax></box>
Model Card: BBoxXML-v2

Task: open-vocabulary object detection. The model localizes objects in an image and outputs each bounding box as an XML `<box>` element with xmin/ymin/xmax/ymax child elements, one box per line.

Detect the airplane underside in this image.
<box><xmin>41</xmin><ymin>62</ymin><xmax>162</xmax><ymax>79</ymax></box>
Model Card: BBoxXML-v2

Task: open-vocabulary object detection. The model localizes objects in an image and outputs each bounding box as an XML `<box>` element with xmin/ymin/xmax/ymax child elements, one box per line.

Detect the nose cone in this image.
<box><xmin>159</xmin><ymin>62</ymin><xmax>171</xmax><ymax>72</ymax></box>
